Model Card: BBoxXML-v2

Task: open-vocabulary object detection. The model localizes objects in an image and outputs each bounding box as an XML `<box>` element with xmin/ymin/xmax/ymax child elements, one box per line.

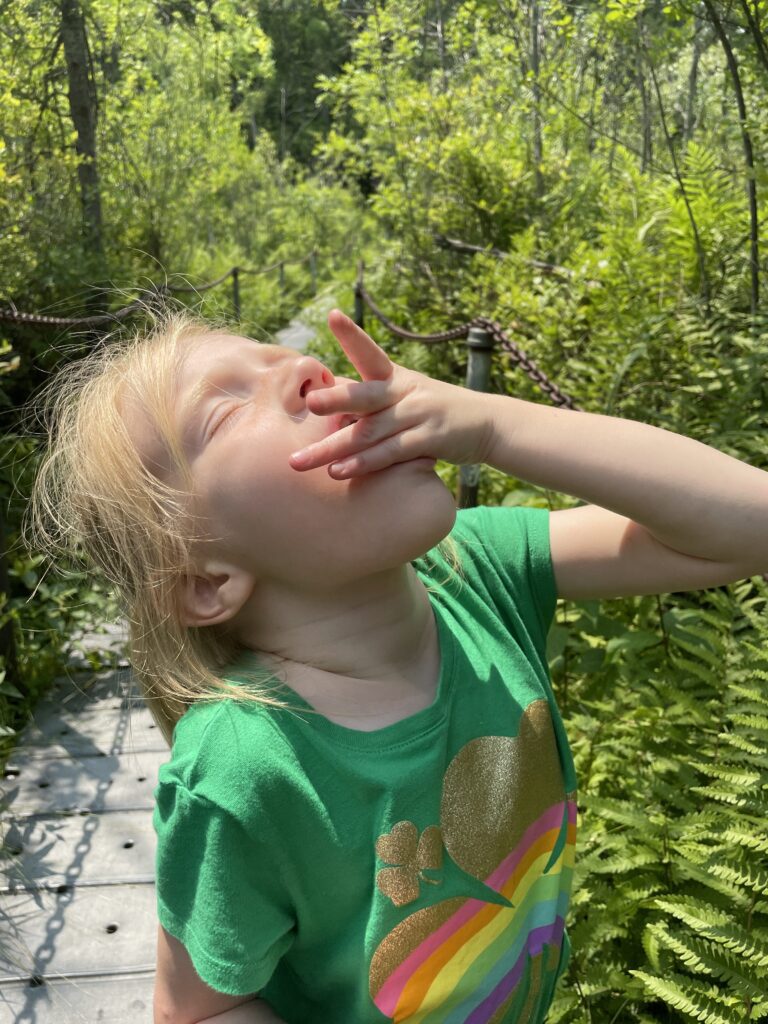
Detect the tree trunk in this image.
<box><xmin>435</xmin><ymin>0</ymin><xmax>448</xmax><ymax>93</ymax></box>
<box><xmin>737</xmin><ymin>0</ymin><xmax>768</xmax><ymax>81</ymax></box>
<box><xmin>703</xmin><ymin>0</ymin><xmax>760</xmax><ymax>319</ymax></box>
<box><xmin>685</xmin><ymin>14</ymin><xmax>703</xmax><ymax>142</ymax></box>
<box><xmin>59</xmin><ymin>0</ymin><xmax>108</xmax><ymax>306</ymax></box>
<box><xmin>530</xmin><ymin>0</ymin><xmax>543</xmax><ymax>199</ymax></box>
<box><xmin>638</xmin><ymin>58</ymin><xmax>652</xmax><ymax>172</ymax></box>
<box><xmin>645</xmin><ymin>41</ymin><xmax>711</xmax><ymax>312</ymax></box>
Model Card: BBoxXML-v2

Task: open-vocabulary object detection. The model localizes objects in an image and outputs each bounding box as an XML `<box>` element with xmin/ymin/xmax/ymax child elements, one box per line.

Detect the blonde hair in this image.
<box><xmin>25</xmin><ymin>299</ymin><xmax>465</xmax><ymax>747</ymax></box>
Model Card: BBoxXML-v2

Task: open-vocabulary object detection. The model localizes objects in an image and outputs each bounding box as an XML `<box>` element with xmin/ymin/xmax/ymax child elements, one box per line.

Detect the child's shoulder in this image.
<box><xmin>438</xmin><ymin>503</ymin><xmax>550</xmax><ymax>571</ymax></box>
<box><xmin>167</xmin><ymin>685</ymin><xmax>294</xmax><ymax>786</ymax></box>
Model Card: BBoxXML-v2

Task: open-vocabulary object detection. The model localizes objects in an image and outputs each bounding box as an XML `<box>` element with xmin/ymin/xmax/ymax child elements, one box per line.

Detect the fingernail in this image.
<box><xmin>290</xmin><ymin>451</ymin><xmax>309</xmax><ymax>467</ymax></box>
<box><xmin>331</xmin><ymin>460</ymin><xmax>352</xmax><ymax>476</ymax></box>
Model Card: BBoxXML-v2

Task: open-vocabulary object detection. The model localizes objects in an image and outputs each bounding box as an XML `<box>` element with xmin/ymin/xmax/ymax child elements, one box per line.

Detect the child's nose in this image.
<box><xmin>294</xmin><ymin>356</ymin><xmax>334</xmax><ymax>399</ymax></box>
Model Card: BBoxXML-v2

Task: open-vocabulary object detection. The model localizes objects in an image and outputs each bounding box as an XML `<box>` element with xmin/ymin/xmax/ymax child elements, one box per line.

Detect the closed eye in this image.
<box><xmin>208</xmin><ymin>402</ymin><xmax>246</xmax><ymax>439</ymax></box>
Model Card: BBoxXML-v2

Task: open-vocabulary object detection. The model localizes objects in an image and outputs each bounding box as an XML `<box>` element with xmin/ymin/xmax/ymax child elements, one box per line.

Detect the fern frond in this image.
<box><xmin>581</xmin><ymin>795</ymin><xmax>660</xmax><ymax>829</ymax></box>
<box><xmin>702</xmin><ymin>828</ymin><xmax>768</xmax><ymax>854</ymax></box>
<box><xmin>707</xmin><ymin>862</ymin><xmax>768</xmax><ymax>896</ymax></box>
<box><xmin>691</xmin><ymin>785</ymin><xmax>768</xmax><ymax>814</ymax></box>
<box><xmin>729</xmin><ymin>682</ymin><xmax>768</xmax><ymax>706</ymax></box>
<box><xmin>717</xmin><ymin>731</ymin><xmax>768</xmax><ymax>759</ymax></box>
<box><xmin>728</xmin><ymin>713</ymin><xmax>768</xmax><ymax>735</ymax></box>
<box><xmin>675</xmin><ymin>859</ymin><xmax>753</xmax><ymax>909</ymax></box>
<box><xmin>631</xmin><ymin>969</ymin><xmax>745</xmax><ymax>1024</ymax></box>
<box><xmin>669</xmin><ymin>653</ymin><xmax>722</xmax><ymax>687</ymax></box>
<box><xmin>655</xmin><ymin>898</ymin><xmax>768</xmax><ymax>967</ymax></box>
<box><xmin>689</xmin><ymin>761</ymin><xmax>763</xmax><ymax>787</ymax></box>
<box><xmin>649</xmin><ymin>922</ymin><xmax>768</xmax><ymax>999</ymax></box>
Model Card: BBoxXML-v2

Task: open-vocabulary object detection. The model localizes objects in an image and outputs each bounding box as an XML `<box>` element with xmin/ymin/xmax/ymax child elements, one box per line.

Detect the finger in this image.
<box><xmin>327</xmin><ymin>309</ymin><xmax>394</xmax><ymax>383</ymax></box>
<box><xmin>290</xmin><ymin>411</ymin><xmax>410</xmax><ymax>472</ymax></box>
<box><xmin>328</xmin><ymin>433</ymin><xmax>433</xmax><ymax>479</ymax></box>
<box><xmin>306</xmin><ymin>379</ymin><xmax>391</xmax><ymax>417</ymax></box>
<box><xmin>288</xmin><ymin>422</ymin><xmax>353</xmax><ymax>472</ymax></box>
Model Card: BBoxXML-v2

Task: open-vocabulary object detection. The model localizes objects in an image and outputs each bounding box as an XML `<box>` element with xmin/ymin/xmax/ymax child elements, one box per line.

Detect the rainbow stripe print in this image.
<box><xmin>371</xmin><ymin>797</ymin><xmax>577</xmax><ymax>1023</ymax></box>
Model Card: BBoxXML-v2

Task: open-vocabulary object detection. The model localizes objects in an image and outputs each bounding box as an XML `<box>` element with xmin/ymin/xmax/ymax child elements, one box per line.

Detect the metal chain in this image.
<box><xmin>5</xmin><ymin>271</ymin><xmax>581</xmax><ymax>410</ymax></box>
<box><xmin>358</xmin><ymin>286</ymin><xmax>583</xmax><ymax>411</ymax></box>
<box><xmin>473</xmin><ymin>316</ymin><xmax>583</xmax><ymax>412</ymax></box>
<box><xmin>357</xmin><ymin>284</ymin><xmax>473</xmax><ymax>344</ymax></box>
<box><xmin>0</xmin><ymin>253</ymin><xmax>317</xmax><ymax>328</ymax></box>
<box><xmin>0</xmin><ymin>295</ymin><xmax>157</xmax><ymax>328</ymax></box>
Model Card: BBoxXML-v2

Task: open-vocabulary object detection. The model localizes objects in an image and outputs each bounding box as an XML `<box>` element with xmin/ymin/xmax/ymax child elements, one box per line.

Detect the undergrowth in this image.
<box><xmin>548</xmin><ymin>575</ymin><xmax>768</xmax><ymax>1022</ymax></box>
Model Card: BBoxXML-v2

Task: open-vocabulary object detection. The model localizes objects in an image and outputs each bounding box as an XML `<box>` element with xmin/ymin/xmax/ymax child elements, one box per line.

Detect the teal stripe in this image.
<box><xmin>416</xmin><ymin>864</ymin><xmax>574</xmax><ymax>1024</ymax></box>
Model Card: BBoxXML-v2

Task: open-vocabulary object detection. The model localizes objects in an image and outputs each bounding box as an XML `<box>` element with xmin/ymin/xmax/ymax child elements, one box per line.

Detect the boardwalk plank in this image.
<box><xmin>3</xmin><ymin>809</ymin><xmax>156</xmax><ymax>892</ymax></box>
<box><xmin>5</xmin><ymin>749</ymin><xmax>167</xmax><ymax>816</ymax></box>
<box><xmin>1</xmin><ymin>973</ymin><xmax>154</xmax><ymax>1024</ymax></box>
<box><xmin>0</xmin><ymin>883</ymin><xmax>156</xmax><ymax>982</ymax></box>
<box><xmin>1</xmin><ymin>661</ymin><xmax>170</xmax><ymax>1022</ymax></box>
<box><xmin>11</xmin><ymin>702</ymin><xmax>165</xmax><ymax>761</ymax></box>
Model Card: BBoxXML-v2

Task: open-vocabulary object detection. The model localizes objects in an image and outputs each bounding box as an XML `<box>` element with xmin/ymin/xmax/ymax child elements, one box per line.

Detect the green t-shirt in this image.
<box><xmin>153</xmin><ymin>505</ymin><xmax>578</xmax><ymax>1023</ymax></box>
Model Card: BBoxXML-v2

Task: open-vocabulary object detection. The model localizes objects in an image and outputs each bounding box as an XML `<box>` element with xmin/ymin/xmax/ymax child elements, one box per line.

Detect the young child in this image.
<box><xmin>28</xmin><ymin>304</ymin><xmax>768</xmax><ymax>1024</ymax></box>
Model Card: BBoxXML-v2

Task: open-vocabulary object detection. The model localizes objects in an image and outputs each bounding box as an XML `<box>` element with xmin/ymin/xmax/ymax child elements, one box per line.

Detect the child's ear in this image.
<box><xmin>180</xmin><ymin>561</ymin><xmax>255</xmax><ymax>628</ymax></box>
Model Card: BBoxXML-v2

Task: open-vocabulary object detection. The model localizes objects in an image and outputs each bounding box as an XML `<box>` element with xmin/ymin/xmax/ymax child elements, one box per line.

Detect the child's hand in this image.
<box><xmin>289</xmin><ymin>310</ymin><xmax>492</xmax><ymax>479</ymax></box>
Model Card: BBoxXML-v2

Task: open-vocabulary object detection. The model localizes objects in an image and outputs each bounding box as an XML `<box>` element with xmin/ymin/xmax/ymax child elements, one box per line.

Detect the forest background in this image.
<box><xmin>2</xmin><ymin>0</ymin><xmax>768</xmax><ymax>1020</ymax></box>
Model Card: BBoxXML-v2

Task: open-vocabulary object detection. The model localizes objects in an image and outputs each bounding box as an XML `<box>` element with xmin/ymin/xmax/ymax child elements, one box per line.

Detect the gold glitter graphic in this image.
<box><xmin>376</xmin><ymin>823</ymin><xmax>444</xmax><ymax>908</ymax></box>
<box><xmin>440</xmin><ymin>700</ymin><xmax>564</xmax><ymax>881</ymax></box>
<box><xmin>369</xmin><ymin>698</ymin><xmax>573</xmax><ymax>1020</ymax></box>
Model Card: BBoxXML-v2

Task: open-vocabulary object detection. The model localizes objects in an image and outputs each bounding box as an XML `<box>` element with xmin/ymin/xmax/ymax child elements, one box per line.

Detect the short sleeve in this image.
<box><xmin>454</xmin><ymin>505</ymin><xmax>558</xmax><ymax>656</ymax></box>
<box><xmin>153</xmin><ymin>779</ymin><xmax>295</xmax><ymax>996</ymax></box>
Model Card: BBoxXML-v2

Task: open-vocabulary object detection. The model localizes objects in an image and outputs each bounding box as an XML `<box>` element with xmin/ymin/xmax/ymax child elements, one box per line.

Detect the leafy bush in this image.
<box><xmin>549</xmin><ymin>578</ymin><xmax>768</xmax><ymax>1022</ymax></box>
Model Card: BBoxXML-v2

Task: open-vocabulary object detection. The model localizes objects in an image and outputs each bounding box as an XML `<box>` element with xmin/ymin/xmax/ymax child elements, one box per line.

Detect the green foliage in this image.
<box><xmin>545</xmin><ymin>578</ymin><xmax>768</xmax><ymax>1022</ymax></box>
<box><xmin>0</xmin><ymin>426</ymin><xmax>122</xmax><ymax>763</ymax></box>
<box><xmin>5</xmin><ymin>0</ymin><xmax>768</xmax><ymax>1018</ymax></box>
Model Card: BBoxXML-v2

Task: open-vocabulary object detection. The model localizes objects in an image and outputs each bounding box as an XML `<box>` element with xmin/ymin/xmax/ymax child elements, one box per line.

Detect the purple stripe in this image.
<box><xmin>465</xmin><ymin>917</ymin><xmax>566</xmax><ymax>1024</ymax></box>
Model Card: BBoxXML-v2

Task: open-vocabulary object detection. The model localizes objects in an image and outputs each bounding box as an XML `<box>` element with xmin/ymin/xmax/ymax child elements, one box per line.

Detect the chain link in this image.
<box><xmin>0</xmin><ymin>296</ymin><xmax>154</xmax><ymax>328</ymax></box>
<box><xmin>0</xmin><ymin>253</ymin><xmax>317</xmax><ymax>328</ymax></box>
<box><xmin>5</xmin><ymin>274</ymin><xmax>581</xmax><ymax>411</ymax></box>
<box><xmin>357</xmin><ymin>286</ymin><xmax>582</xmax><ymax>411</ymax></box>
<box><xmin>473</xmin><ymin>316</ymin><xmax>583</xmax><ymax>412</ymax></box>
<box><xmin>358</xmin><ymin>284</ymin><xmax>473</xmax><ymax>344</ymax></box>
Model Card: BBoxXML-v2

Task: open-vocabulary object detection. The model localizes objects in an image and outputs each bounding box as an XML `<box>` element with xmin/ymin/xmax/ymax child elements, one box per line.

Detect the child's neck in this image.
<box><xmin>233</xmin><ymin>562</ymin><xmax>437</xmax><ymax>698</ymax></box>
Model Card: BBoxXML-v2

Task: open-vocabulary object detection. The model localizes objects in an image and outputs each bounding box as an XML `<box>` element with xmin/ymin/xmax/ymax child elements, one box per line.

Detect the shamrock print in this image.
<box><xmin>376</xmin><ymin>822</ymin><xmax>443</xmax><ymax>908</ymax></box>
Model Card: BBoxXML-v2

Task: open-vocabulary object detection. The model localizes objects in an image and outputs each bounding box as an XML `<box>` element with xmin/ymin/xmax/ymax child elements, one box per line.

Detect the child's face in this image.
<box><xmin>155</xmin><ymin>333</ymin><xmax>456</xmax><ymax>588</ymax></box>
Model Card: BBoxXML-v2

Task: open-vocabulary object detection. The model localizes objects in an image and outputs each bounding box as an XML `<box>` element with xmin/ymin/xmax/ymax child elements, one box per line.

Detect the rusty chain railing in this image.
<box><xmin>1</xmin><ymin>258</ymin><xmax>580</xmax><ymax>510</ymax></box>
<box><xmin>3</xmin><ymin>260</ymin><xmax>766</xmax><ymax>585</ymax></box>
<box><xmin>0</xmin><ymin>251</ymin><xmax>318</xmax><ymax>330</ymax></box>
<box><xmin>353</xmin><ymin>265</ymin><xmax>582</xmax><ymax>508</ymax></box>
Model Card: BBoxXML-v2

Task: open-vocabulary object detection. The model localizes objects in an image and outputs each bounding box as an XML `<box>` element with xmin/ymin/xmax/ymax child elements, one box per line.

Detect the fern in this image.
<box><xmin>549</xmin><ymin>575</ymin><xmax>768</xmax><ymax>1022</ymax></box>
<box><xmin>630</xmin><ymin>970</ymin><xmax>747</xmax><ymax>1024</ymax></box>
<box><xmin>647</xmin><ymin>923</ymin><xmax>768</xmax><ymax>1000</ymax></box>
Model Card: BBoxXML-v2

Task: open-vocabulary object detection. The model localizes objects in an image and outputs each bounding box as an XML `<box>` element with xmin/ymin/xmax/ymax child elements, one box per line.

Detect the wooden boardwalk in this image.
<box><xmin>0</xmin><ymin>315</ymin><xmax>320</xmax><ymax>1023</ymax></box>
<box><xmin>1</xmin><ymin>642</ymin><xmax>167</xmax><ymax>1023</ymax></box>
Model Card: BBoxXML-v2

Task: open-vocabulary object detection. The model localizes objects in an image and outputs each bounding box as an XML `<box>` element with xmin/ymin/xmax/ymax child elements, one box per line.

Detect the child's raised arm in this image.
<box><xmin>290</xmin><ymin>310</ymin><xmax>768</xmax><ymax>598</ymax></box>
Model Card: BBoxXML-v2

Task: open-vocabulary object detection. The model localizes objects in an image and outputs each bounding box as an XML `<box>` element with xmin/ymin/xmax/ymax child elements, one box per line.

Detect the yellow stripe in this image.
<box><xmin>400</xmin><ymin>844</ymin><xmax>573</xmax><ymax>1024</ymax></box>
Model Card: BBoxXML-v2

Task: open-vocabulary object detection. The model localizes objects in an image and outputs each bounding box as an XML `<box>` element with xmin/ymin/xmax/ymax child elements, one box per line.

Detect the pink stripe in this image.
<box><xmin>375</xmin><ymin>799</ymin><xmax>577</xmax><ymax>1014</ymax></box>
<box><xmin>485</xmin><ymin>802</ymin><xmax>566</xmax><ymax>892</ymax></box>
<box><xmin>375</xmin><ymin>894</ymin><xmax>497</xmax><ymax>1016</ymax></box>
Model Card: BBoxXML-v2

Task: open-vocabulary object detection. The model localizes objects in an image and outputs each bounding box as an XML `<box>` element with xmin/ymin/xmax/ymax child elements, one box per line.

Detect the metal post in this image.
<box><xmin>232</xmin><ymin>267</ymin><xmax>241</xmax><ymax>322</ymax></box>
<box><xmin>310</xmin><ymin>250</ymin><xmax>317</xmax><ymax>294</ymax></box>
<box><xmin>353</xmin><ymin>260</ymin><xmax>365</xmax><ymax>328</ymax></box>
<box><xmin>458</xmin><ymin>327</ymin><xmax>495</xmax><ymax>509</ymax></box>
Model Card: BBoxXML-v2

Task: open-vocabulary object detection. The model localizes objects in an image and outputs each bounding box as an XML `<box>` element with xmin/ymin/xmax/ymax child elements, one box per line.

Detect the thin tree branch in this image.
<box><xmin>642</xmin><ymin>30</ymin><xmax>711</xmax><ymax>312</ymax></box>
<box><xmin>703</xmin><ymin>0</ymin><xmax>760</xmax><ymax>318</ymax></box>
